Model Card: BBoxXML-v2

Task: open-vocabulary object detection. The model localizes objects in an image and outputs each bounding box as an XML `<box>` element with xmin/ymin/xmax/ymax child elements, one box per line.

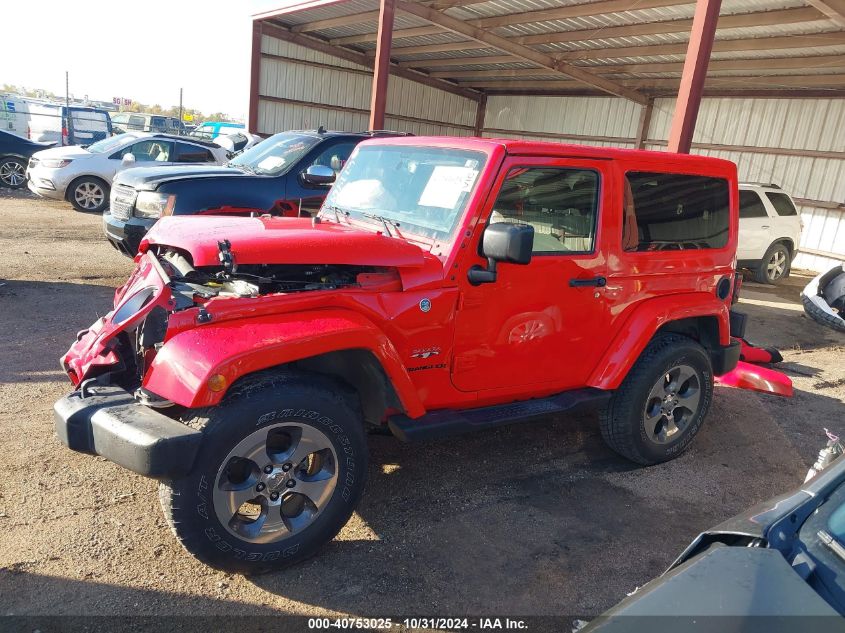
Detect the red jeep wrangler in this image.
<box><xmin>56</xmin><ymin>137</ymin><xmax>746</xmax><ymax>573</ymax></box>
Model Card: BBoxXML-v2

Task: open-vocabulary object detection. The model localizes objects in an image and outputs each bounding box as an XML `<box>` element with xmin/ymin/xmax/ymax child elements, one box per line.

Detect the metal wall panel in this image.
<box><xmin>484</xmin><ymin>95</ymin><xmax>641</xmax><ymax>140</ymax></box>
<box><xmin>258</xmin><ymin>37</ymin><xmax>477</xmax><ymax>136</ymax></box>
<box><xmin>485</xmin><ymin>94</ymin><xmax>845</xmax><ymax>271</ymax></box>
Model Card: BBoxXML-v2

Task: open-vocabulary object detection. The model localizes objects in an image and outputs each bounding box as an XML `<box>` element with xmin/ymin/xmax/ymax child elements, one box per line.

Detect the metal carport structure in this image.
<box><xmin>248</xmin><ymin>0</ymin><xmax>845</xmax><ymax>270</ymax></box>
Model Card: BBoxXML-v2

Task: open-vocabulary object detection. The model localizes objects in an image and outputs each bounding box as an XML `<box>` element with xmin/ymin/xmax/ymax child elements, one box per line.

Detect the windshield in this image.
<box><xmin>228</xmin><ymin>132</ymin><xmax>320</xmax><ymax>176</ymax></box>
<box><xmin>87</xmin><ymin>133</ymin><xmax>140</xmax><ymax>154</ymax></box>
<box><xmin>322</xmin><ymin>144</ymin><xmax>487</xmax><ymax>241</ymax></box>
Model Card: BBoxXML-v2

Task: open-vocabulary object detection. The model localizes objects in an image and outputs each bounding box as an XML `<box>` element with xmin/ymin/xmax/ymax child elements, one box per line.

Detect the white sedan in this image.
<box><xmin>26</xmin><ymin>132</ymin><xmax>229</xmax><ymax>212</ymax></box>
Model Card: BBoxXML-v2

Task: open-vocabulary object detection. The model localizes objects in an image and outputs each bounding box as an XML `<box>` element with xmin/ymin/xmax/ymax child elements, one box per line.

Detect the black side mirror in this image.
<box><xmin>303</xmin><ymin>164</ymin><xmax>336</xmax><ymax>186</ymax></box>
<box><xmin>468</xmin><ymin>222</ymin><xmax>534</xmax><ymax>285</ymax></box>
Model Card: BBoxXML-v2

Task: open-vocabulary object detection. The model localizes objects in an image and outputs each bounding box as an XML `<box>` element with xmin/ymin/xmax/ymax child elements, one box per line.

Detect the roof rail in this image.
<box><xmin>362</xmin><ymin>130</ymin><xmax>415</xmax><ymax>137</ymax></box>
<box><xmin>740</xmin><ymin>181</ymin><xmax>781</xmax><ymax>189</ymax></box>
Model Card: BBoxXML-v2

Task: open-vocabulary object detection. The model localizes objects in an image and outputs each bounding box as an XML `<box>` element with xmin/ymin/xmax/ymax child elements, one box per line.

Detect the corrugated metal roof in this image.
<box><xmin>261</xmin><ymin>0</ymin><xmax>845</xmax><ymax>96</ymax></box>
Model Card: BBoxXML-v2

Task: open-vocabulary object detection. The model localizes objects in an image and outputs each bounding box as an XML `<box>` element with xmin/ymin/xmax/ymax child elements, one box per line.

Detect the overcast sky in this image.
<box><xmin>4</xmin><ymin>0</ymin><xmax>254</xmax><ymax>118</ymax></box>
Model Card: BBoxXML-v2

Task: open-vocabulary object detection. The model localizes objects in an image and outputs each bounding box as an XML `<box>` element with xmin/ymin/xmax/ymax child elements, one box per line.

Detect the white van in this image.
<box><xmin>0</xmin><ymin>95</ymin><xmax>30</xmax><ymax>138</ymax></box>
<box><xmin>0</xmin><ymin>95</ymin><xmax>113</xmax><ymax>145</ymax></box>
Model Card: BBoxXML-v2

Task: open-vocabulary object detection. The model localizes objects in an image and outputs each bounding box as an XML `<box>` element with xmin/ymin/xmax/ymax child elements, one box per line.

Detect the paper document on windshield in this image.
<box><xmin>418</xmin><ymin>166</ymin><xmax>478</xmax><ymax>209</ymax></box>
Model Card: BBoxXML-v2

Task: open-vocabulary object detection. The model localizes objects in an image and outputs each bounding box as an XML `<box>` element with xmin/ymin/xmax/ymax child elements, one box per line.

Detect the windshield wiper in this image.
<box><xmin>228</xmin><ymin>162</ymin><xmax>255</xmax><ymax>174</ymax></box>
<box><xmin>361</xmin><ymin>212</ymin><xmax>402</xmax><ymax>238</ymax></box>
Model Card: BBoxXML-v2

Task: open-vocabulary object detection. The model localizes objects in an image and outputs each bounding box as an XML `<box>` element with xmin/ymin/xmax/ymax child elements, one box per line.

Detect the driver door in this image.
<box><xmin>451</xmin><ymin>157</ymin><xmax>612</xmax><ymax>393</ymax></box>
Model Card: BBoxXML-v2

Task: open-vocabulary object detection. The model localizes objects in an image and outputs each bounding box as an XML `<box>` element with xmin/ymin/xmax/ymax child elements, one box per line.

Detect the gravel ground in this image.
<box><xmin>0</xmin><ymin>188</ymin><xmax>843</xmax><ymax>620</ymax></box>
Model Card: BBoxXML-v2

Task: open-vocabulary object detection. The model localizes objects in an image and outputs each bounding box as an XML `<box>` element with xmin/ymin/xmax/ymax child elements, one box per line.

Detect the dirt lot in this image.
<box><xmin>1</xmin><ymin>189</ymin><xmax>843</xmax><ymax>619</ymax></box>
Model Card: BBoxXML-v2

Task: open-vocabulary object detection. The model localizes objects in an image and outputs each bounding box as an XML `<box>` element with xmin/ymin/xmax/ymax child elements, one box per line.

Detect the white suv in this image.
<box><xmin>737</xmin><ymin>183</ymin><xmax>802</xmax><ymax>284</ymax></box>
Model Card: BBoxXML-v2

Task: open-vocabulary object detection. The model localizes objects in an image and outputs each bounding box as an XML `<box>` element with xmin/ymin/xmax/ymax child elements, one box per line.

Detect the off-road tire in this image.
<box><xmin>600</xmin><ymin>334</ymin><xmax>714</xmax><ymax>465</ymax></box>
<box><xmin>159</xmin><ymin>371</ymin><xmax>368</xmax><ymax>574</ymax></box>
<box><xmin>68</xmin><ymin>176</ymin><xmax>110</xmax><ymax>213</ymax></box>
<box><xmin>754</xmin><ymin>242</ymin><xmax>791</xmax><ymax>285</ymax></box>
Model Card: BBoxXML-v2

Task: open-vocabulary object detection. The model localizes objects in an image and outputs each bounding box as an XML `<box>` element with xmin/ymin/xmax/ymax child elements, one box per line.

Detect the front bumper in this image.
<box><xmin>27</xmin><ymin>176</ymin><xmax>65</xmax><ymax>201</ymax></box>
<box><xmin>54</xmin><ymin>384</ymin><xmax>201</xmax><ymax>479</ymax></box>
<box><xmin>102</xmin><ymin>211</ymin><xmax>155</xmax><ymax>257</ymax></box>
<box><xmin>710</xmin><ymin>339</ymin><xmax>741</xmax><ymax>376</ymax></box>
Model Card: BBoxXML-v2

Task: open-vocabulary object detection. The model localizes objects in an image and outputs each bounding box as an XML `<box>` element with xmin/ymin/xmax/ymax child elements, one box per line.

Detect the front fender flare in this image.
<box><xmin>588</xmin><ymin>293</ymin><xmax>729</xmax><ymax>390</ymax></box>
<box><xmin>143</xmin><ymin>310</ymin><xmax>424</xmax><ymax>415</ymax></box>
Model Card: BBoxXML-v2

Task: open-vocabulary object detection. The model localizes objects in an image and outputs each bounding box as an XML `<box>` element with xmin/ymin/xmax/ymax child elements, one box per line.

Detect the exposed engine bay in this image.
<box><xmin>154</xmin><ymin>246</ymin><xmax>398</xmax><ymax>306</ymax></box>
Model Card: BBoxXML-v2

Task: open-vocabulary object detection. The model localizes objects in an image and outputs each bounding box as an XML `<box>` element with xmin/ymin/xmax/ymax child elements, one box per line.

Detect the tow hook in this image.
<box><xmin>197</xmin><ymin>307</ymin><xmax>212</xmax><ymax>324</ymax></box>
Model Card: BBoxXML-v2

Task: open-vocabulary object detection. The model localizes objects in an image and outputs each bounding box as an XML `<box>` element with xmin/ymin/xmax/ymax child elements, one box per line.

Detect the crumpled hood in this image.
<box><xmin>115</xmin><ymin>164</ymin><xmax>249</xmax><ymax>190</ymax></box>
<box><xmin>141</xmin><ymin>215</ymin><xmax>428</xmax><ymax>268</ymax></box>
<box><xmin>32</xmin><ymin>145</ymin><xmax>93</xmax><ymax>160</ymax></box>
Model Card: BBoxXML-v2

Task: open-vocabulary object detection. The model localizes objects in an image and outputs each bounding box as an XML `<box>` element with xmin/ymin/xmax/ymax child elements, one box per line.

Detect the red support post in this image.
<box><xmin>667</xmin><ymin>0</ymin><xmax>722</xmax><ymax>153</ymax></box>
<box><xmin>369</xmin><ymin>0</ymin><xmax>396</xmax><ymax>131</ymax></box>
<box><xmin>248</xmin><ymin>21</ymin><xmax>263</xmax><ymax>135</ymax></box>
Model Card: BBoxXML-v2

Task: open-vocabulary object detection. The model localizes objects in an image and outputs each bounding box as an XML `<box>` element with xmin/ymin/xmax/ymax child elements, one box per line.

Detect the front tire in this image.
<box><xmin>754</xmin><ymin>242</ymin><xmax>791</xmax><ymax>285</ymax></box>
<box><xmin>159</xmin><ymin>371</ymin><xmax>368</xmax><ymax>574</ymax></box>
<box><xmin>68</xmin><ymin>176</ymin><xmax>110</xmax><ymax>212</ymax></box>
<box><xmin>600</xmin><ymin>334</ymin><xmax>714</xmax><ymax>465</ymax></box>
<box><xmin>0</xmin><ymin>157</ymin><xmax>27</xmax><ymax>189</ymax></box>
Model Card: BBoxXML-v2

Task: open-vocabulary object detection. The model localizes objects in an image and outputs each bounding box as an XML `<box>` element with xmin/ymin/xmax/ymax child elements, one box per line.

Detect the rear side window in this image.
<box><xmin>766</xmin><ymin>192</ymin><xmax>798</xmax><ymax>216</ymax></box>
<box><xmin>128</xmin><ymin>115</ymin><xmax>145</xmax><ymax>130</ymax></box>
<box><xmin>624</xmin><ymin>172</ymin><xmax>729</xmax><ymax>251</ymax></box>
<box><xmin>739</xmin><ymin>190</ymin><xmax>768</xmax><ymax>219</ymax></box>
<box><xmin>174</xmin><ymin>142</ymin><xmax>214</xmax><ymax>163</ymax></box>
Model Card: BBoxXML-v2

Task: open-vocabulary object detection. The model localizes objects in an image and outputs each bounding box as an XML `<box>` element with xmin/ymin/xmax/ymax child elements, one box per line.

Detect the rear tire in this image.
<box><xmin>754</xmin><ymin>242</ymin><xmax>791</xmax><ymax>285</ymax></box>
<box><xmin>600</xmin><ymin>334</ymin><xmax>714</xmax><ymax>465</ymax></box>
<box><xmin>68</xmin><ymin>176</ymin><xmax>109</xmax><ymax>212</ymax></box>
<box><xmin>159</xmin><ymin>371</ymin><xmax>368</xmax><ymax>574</ymax></box>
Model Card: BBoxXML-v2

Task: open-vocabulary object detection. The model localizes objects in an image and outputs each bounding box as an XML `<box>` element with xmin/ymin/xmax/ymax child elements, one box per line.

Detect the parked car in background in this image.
<box><xmin>737</xmin><ymin>183</ymin><xmax>802</xmax><ymax>284</ymax></box>
<box><xmin>189</xmin><ymin>121</ymin><xmax>244</xmax><ymax>140</ymax></box>
<box><xmin>212</xmin><ymin>131</ymin><xmax>263</xmax><ymax>155</ymax></box>
<box><xmin>585</xmin><ymin>436</ymin><xmax>845</xmax><ymax>630</ymax></box>
<box><xmin>110</xmin><ymin>112</ymin><xmax>185</xmax><ymax>136</ymax></box>
<box><xmin>0</xmin><ymin>130</ymin><xmax>55</xmax><ymax>189</ymax></box>
<box><xmin>27</xmin><ymin>132</ymin><xmax>228</xmax><ymax>212</ymax></box>
<box><xmin>104</xmin><ymin>129</ymin><xmax>389</xmax><ymax>255</ymax></box>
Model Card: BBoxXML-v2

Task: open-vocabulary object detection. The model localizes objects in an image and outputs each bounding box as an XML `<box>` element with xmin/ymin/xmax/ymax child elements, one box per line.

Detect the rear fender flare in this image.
<box><xmin>143</xmin><ymin>310</ymin><xmax>424</xmax><ymax>415</ymax></box>
<box><xmin>588</xmin><ymin>293</ymin><xmax>729</xmax><ymax>390</ymax></box>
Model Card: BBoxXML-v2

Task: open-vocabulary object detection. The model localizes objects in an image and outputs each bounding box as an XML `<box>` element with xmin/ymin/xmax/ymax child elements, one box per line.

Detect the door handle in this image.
<box><xmin>761</xmin><ymin>225</ymin><xmax>770</xmax><ymax>229</ymax></box>
<box><xmin>569</xmin><ymin>276</ymin><xmax>607</xmax><ymax>288</ymax></box>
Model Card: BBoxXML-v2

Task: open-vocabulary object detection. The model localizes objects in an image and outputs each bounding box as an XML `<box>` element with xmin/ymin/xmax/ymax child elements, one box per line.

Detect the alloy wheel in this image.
<box><xmin>213</xmin><ymin>422</ymin><xmax>338</xmax><ymax>544</ymax></box>
<box><xmin>643</xmin><ymin>364</ymin><xmax>701</xmax><ymax>445</ymax></box>
<box><xmin>74</xmin><ymin>182</ymin><xmax>105</xmax><ymax>210</ymax></box>
<box><xmin>0</xmin><ymin>160</ymin><xmax>25</xmax><ymax>187</ymax></box>
<box><xmin>767</xmin><ymin>250</ymin><xmax>787</xmax><ymax>281</ymax></box>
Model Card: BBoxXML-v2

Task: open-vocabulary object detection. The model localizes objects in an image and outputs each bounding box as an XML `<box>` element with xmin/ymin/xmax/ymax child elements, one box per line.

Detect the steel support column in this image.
<box><xmin>369</xmin><ymin>0</ymin><xmax>396</xmax><ymax>131</ymax></box>
<box><xmin>474</xmin><ymin>93</ymin><xmax>487</xmax><ymax>136</ymax></box>
<box><xmin>635</xmin><ymin>98</ymin><xmax>654</xmax><ymax>149</ymax></box>
<box><xmin>248</xmin><ymin>21</ymin><xmax>263</xmax><ymax>134</ymax></box>
<box><xmin>667</xmin><ymin>0</ymin><xmax>722</xmax><ymax>153</ymax></box>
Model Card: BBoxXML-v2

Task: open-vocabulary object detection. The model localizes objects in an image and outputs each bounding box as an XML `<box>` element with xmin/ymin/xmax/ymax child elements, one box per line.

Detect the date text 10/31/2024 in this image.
<box><xmin>307</xmin><ymin>618</ymin><xmax>529</xmax><ymax>630</ymax></box>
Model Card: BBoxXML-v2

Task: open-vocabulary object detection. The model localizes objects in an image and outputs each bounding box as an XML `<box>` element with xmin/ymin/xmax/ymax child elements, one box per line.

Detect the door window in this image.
<box><xmin>489</xmin><ymin>167</ymin><xmax>599</xmax><ymax>254</ymax></box>
<box><xmin>127</xmin><ymin>115</ymin><xmax>146</xmax><ymax>130</ymax></box>
<box><xmin>174</xmin><ymin>142</ymin><xmax>214</xmax><ymax>163</ymax></box>
<box><xmin>309</xmin><ymin>141</ymin><xmax>358</xmax><ymax>176</ymax></box>
<box><xmin>624</xmin><ymin>172</ymin><xmax>729</xmax><ymax>251</ymax></box>
<box><xmin>124</xmin><ymin>140</ymin><xmax>173</xmax><ymax>162</ymax></box>
<box><xmin>766</xmin><ymin>192</ymin><xmax>798</xmax><ymax>216</ymax></box>
<box><xmin>739</xmin><ymin>190</ymin><xmax>768</xmax><ymax>219</ymax></box>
